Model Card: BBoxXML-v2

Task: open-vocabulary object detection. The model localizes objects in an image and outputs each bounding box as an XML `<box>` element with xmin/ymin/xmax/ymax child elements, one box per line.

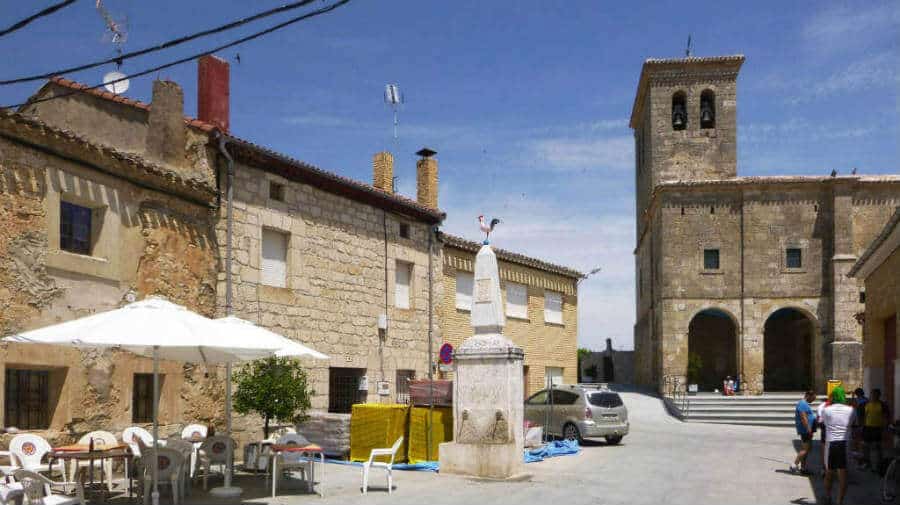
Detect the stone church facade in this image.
<box><xmin>631</xmin><ymin>55</ymin><xmax>900</xmax><ymax>394</ymax></box>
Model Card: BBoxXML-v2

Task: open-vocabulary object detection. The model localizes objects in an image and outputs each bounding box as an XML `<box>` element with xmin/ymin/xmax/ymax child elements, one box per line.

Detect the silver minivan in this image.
<box><xmin>524</xmin><ymin>384</ymin><xmax>629</xmax><ymax>444</ymax></box>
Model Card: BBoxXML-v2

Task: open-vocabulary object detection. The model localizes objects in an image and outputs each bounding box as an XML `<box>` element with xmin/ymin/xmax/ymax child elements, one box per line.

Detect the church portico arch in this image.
<box><xmin>762</xmin><ymin>307</ymin><xmax>818</xmax><ymax>392</ymax></box>
<box><xmin>686</xmin><ymin>308</ymin><xmax>740</xmax><ymax>391</ymax></box>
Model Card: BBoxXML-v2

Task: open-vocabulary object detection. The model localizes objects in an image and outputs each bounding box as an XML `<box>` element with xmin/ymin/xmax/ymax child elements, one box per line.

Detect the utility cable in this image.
<box><xmin>4</xmin><ymin>0</ymin><xmax>351</xmax><ymax>110</ymax></box>
<box><xmin>0</xmin><ymin>0</ymin><xmax>78</xmax><ymax>38</ymax></box>
<box><xmin>0</xmin><ymin>0</ymin><xmax>320</xmax><ymax>85</ymax></box>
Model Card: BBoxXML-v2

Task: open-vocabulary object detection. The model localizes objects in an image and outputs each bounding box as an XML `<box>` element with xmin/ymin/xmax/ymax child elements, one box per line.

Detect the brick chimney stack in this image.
<box><xmin>373</xmin><ymin>151</ymin><xmax>394</xmax><ymax>193</ymax></box>
<box><xmin>198</xmin><ymin>55</ymin><xmax>230</xmax><ymax>131</ymax></box>
<box><xmin>415</xmin><ymin>147</ymin><xmax>438</xmax><ymax>209</ymax></box>
<box><xmin>145</xmin><ymin>80</ymin><xmax>186</xmax><ymax>168</ymax></box>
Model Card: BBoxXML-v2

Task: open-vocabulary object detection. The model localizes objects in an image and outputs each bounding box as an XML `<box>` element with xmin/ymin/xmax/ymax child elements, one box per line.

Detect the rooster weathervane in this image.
<box><xmin>478</xmin><ymin>215</ymin><xmax>501</xmax><ymax>245</ymax></box>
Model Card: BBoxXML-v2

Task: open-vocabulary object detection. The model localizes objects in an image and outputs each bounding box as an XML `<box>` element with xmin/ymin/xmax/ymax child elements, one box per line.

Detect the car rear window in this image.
<box><xmin>589</xmin><ymin>392</ymin><xmax>623</xmax><ymax>408</ymax></box>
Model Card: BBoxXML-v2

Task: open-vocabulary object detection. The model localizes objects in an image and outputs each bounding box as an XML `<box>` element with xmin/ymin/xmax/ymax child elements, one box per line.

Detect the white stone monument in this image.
<box><xmin>439</xmin><ymin>243</ymin><xmax>525</xmax><ymax>479</ymax></box>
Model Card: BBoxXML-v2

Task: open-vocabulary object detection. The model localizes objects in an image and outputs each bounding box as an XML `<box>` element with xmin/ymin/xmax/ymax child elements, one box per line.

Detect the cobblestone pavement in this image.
<box><xmin>98</xmin><ymin>389</ymin><xmax>884</xmax><ymax>505</ymax></box>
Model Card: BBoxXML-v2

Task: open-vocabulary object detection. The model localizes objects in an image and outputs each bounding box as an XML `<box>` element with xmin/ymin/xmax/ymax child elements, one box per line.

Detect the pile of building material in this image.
<box><xmin>298</xmin><ymin>412</ymin><xmax>351</xmax><ymax>457</ymax></box>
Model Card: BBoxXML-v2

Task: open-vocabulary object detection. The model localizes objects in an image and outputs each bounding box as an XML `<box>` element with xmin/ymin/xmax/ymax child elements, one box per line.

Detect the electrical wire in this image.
<box><xmin>4</xmin><ymin>0</ymin><xmax>352</xmax><ymax>110</ymax></box>
<box><xmin>0</xmin><ymin>0</ymin><xmax>78</xmax><ymax>38</ymax></box>
<box><xmin>0</xmin><ymin>0</ymin><xmax>321</xmax><ymax>85</ymax></box>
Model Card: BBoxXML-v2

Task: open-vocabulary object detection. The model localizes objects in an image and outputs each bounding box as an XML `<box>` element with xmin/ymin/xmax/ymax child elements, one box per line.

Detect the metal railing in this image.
<box><xmin>663</xmin><ymin>376</ymin><xmax>690</xmax><ymax>418</ymax></box>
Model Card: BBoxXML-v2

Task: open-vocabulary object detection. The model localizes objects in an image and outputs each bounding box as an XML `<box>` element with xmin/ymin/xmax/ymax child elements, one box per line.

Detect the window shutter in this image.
<box><xmin>544</xmin><ymin>291</ymin><xmax>563</xmax><ymax>324</ymax></box>
<box><xmin>455</xmin><ymin>272</ymin><xmax>473</xmax><ymax>311</ymax></box>
<box><xmin>506</xmin><ymin>282</ymin><xmax>528</xmax><ymax>319</ymax></box>
<box><xmin>395</xmin><ymin>261</ymin><xmax>411</xmax><ymax>309</ymax></box>
<box><xmin>261</xmin><ymin>229</ymin><xmax>288</xmax><ymax>288</ymax></box>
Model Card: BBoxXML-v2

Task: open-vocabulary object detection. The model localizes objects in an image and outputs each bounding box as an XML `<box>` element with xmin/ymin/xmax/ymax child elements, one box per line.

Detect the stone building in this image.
<box><xmin>0</xmin><ymin>95</ymin><xmax>220</xmax><ymax>445</ymax></box>
<box><xmin>849</xmin><ymin>207</ymin><xmax>900</xmax><ymax>410</ymax></box>
<box><xmin>2</xmin><ymin>56</ymin><xmax>445</xmax><ymax>450</ymax></box>
<box><xmin>579</xmin><ymin>339</ymin><xmax>635</xmax><ymax>385</ymax></box>
<box><xmin>630</xmin><ymin>54</ymin><xmax>900</xmax><ymax>394</ymax></box>
<box><xmin>439</xmin><ymin>233</ymin><xmax>582</xmax><ymax>396</ymax></box>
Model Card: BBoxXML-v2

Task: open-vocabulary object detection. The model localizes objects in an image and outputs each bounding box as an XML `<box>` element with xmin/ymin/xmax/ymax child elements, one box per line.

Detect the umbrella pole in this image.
<box><xmin>210</xmin><ymin>363</ymin><xmax>241</xmax><ymax>498</ymax></box>
<box><xmin>153</xmin><ymin>346</ymin><xmax>160</xmax><ymax>505</ymax></box>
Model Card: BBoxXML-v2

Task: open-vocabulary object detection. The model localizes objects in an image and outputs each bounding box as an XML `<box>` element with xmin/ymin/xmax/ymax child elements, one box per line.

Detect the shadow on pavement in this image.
<box><xmin>786</xmin><ymin>436</ymin><xmax>882</xmax><ymax>505</ymax></box>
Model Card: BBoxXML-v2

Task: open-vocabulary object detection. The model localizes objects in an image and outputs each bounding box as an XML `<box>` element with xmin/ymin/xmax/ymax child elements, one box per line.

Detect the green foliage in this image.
<box><xmin>687</xmin><ymin>352</ymin><xmax>703</xmax><ymax>384</ymax></box>
<box><xmin>233</xmin><ymin>357</ymin><xmax>313</xmax><ymax>438</ymax></box>
<box><xmin>577</xmin><ymin>347</ymin><xmax>592</xmax><ymax>382</ymax></box>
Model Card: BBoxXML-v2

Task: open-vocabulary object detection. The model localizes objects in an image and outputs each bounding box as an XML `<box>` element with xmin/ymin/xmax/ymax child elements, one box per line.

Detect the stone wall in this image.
<box><xmin>0</xmin><ymin>130</ymin><xmax>221</xmax><ymax>445</ymax></box>
<box><xmin>218</xmin><ymin>160</ymin><xmax>442</xmax><ymax>415</ymax></box>
<box><xmin>440</xmin><ymin>245</ymin><xmax>578</xmax><ymax>396</ymax></box>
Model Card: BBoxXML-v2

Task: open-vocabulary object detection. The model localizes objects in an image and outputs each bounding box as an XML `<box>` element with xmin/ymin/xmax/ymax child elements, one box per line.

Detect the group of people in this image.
<box><xmin>792</xmin><ymin>386</ymin><xmax>892</xmax><ymax>505</ymax></box>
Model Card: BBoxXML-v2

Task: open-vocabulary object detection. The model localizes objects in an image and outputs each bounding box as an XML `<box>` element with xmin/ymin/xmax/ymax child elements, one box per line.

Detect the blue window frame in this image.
<box><xmin>60</xmin><ymin>201</ymin><xmax>92</xmax><ymax>255</ymax></box>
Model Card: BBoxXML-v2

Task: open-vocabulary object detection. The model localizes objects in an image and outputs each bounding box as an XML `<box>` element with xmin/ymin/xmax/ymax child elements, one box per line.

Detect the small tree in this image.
<box><xmin>577</xmin><ymin>348</ymin><xmax>592</xmax><ymax>382</ymax></box>
<box><xmin>233</xmin><ymin>357</ymin><xmax>313</xmax><ymax>439</ymax></box>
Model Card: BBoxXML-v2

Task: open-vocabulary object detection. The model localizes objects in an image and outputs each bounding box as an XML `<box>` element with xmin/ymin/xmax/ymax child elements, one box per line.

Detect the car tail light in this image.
<box><xmin>584</xmin><ymin>407</ymin><xmax>592</xmax><ymax>419</ymax></box>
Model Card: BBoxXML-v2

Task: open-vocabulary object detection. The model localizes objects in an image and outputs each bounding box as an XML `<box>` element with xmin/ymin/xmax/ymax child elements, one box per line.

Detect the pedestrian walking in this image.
<box><xmin>862</xmin><ymin>388</ymin><xmax>890</xmax><ymax>471</ymax></box>
<box><xmin>791</xmin><ymin>390</ymin><xmax>818</xmax><ymax>474</ymax></box>
<box><xmin>822</xmin><ymin>386</ymin><xmax>855</xmax><ymax>505</ymax></box>
<box><xmin>818</xmin><ymin>394</ymin><xmax>831</xmax><ymax>471</ymax></box>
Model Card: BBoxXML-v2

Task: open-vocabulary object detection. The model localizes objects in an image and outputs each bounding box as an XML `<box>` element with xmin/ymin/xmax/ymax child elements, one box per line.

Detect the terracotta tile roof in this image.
<box><xmin>848</xmin><ymin>206</ymin><xmax>900</xmax><ymax>277</ymax></box>
<box><xmin>225</xmin><ymin>136</ymin><xmax>446</xmax><ymax>224</ymax></box>
<box><xmin>0</xmin><ymin>110</ymin><xmax>216</xmax><ymax>205</ymax></box>
<box><xmin>44</xmin><ymin>77</ymin><xmax>218</xmax><ymax>132</ymax></box>
<box><xmin>440</xmin><ymin>232</ymin><xmax>584</xmax><ymax>279</ymax></box>
<box><xmin>36</xmin><ymin>77</ymin><xmax>445</xmax><ymax>224</ymax></box>
<box><xmin>653</xmin><ymin>174</ymin><xmax>900</xmax><ymax>190</ymax></box>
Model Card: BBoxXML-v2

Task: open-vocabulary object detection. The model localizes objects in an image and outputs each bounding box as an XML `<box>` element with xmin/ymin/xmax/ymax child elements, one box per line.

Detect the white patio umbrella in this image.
<box><xmin>3</xmin><ymin>297</ymin><xmax>293</xmax><ymax>505</ymax></box>
<box><xmin>211</xmin><ymin>316</ymin><xmax>328</xmax><ymax>498</ymax></box>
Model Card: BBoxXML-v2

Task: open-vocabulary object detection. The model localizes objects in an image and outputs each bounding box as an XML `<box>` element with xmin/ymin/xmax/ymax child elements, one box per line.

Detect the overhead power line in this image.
<box><xmin>0</xmin><ymin>0</ymin><xmax>321</xmax><ymax>85</ymax></box>
<box><xmin>4</xmin><ymin>0</ymin><xmax>352</xmax><ymax>110</ymax></box>
<box><xmin>0</xmin><ymin>0</ymin><xmax>78</xmax><ymax>38</ymax></box>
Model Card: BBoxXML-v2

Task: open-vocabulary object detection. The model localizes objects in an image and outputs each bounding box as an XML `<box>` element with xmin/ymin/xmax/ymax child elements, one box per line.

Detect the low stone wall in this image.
<box><xmin>298</xmin><ymin>412</ymin><xmax>351</xmax><ymax>457</ymax></box>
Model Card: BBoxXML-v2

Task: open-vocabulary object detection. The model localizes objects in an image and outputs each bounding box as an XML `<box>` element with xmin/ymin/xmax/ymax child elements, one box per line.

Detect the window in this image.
<box><xmin>860</xmin><ymin>291</ymin><xmax>866</xmax><ymax>304</ymax></box>
<box><xmin>525</xmin><ymin>390</ymin><xmax>548</xmax><ymax>405</ymax></box>
<box><xmin>328</xmin><ymin>367</ymin><xmax>367</xmax><ymax>414</ymax></box>
<box><xmin>506</xmin><ymin>282</ymin><xmax>528</xmax><ymax>319</ymax></box>
<box><xmin>132</xmin><ymin>373</ymin><xmax>156</xmax><ymax>423</ymax></box>
<box><xmin>589</xmin><ymin>392</ymin><xmax>624</xmax><ymax>408</ymax></box>
<box><xmin>704</xmin><ymin>249</ymin><xmax>720</xmax><ymax>270</ymax></box>
<box><xmin>544</xmin><ymin>291</ymin><xmax>563</xmax><ymax>324</ymax></box>
<box><xmin>60</xmin><ymin>201</ymin><xmax>93</xmax><ymax>255</ymax></box>
<box><xmin>269</xmin><ymin>181</ymin><xmax>285</xmax><ymax>202</ymax></box>
<box><xmin>700</xmin><ymin>89</ymin><xmax>716</xmax><ymax>129</ymax></box>
<box><xmin>4</xmin><ymin>369</ymin><xmax>49</xmax><ymax>430</ymax></box>
<box><xmin>399</xmin><ymin>223</ymin><xmax>410</xmax><ymax>239</ymax></box>
<box><xmin>545</xmin><ymin>366</ymin><xmax>563</xmax><ymax>387</ymax></box>
<box><xmin>672</xmin><ymin>91</ymin><xmax>687</xmax><ymax>130</ymax></box>
<box><xmin>786</xmin><ymin>248</ymin><xmax>802</xmax><ymax>269</ymax></box>
<box><xmin>261</xmin><ymin>229</ymin><xmax>289</xmax><ymax>287</ymax></box>
<box><xmin>550</xmin><ymin>390</ymin><xmax>579</xmax><ymax>405</ymax></box>
<box><xmin>395</xmin><ymin>370</ymin><xmax>415</xmax><ymax>404</ymax></box>
<box><xmin>395</xmin><ymin>261</ymin><xmax>412</xmax><ymax>309</ymax></box>
<box><xmin>455</xmin><ymin>271</ymin><xmax>474</xmax><ymax>311</ymax></box>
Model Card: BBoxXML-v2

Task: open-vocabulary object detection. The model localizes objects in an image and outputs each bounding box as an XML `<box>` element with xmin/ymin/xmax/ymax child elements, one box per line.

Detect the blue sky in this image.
<box><xmin>2</xmin><ymin>1</ymin><xmax>897</xmax><ymax>350</ymax></box>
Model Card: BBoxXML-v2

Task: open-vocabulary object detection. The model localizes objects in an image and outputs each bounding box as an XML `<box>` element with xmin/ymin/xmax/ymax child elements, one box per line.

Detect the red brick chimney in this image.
<box><xmin>198</xmin><ymin>55</ymin><xmax>230</xmax><ymax>131</ymax></box>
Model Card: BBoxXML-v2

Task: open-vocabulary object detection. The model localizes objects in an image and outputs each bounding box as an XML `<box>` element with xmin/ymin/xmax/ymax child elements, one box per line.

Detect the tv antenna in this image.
<box><xmin>384</xmin><ymin>83</ymin><xmax>403</xmax><ymax>142</ymax></box>
<box><xmin>97</xmin><ymin>1</ymin><xmax>130</xmax><ymax>94</ymax></box>
<box><xmin>685</xmin><ymin>34</ymin><xmax>692</xmax><ymax>57</ymax></box>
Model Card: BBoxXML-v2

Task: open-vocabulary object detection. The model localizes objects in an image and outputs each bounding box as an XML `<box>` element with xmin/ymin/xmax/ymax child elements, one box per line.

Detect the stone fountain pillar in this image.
<box><xmin>439</xmin><ymin>244</ymin><xmax>525</xmax><ymax>479</ymax></box>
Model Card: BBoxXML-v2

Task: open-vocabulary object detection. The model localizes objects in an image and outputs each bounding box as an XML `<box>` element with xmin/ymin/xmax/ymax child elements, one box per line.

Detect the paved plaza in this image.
<box><xmin>91</xmin><ymin>389</ymin><xmax>881</xmax><ymax>505</ymax></box>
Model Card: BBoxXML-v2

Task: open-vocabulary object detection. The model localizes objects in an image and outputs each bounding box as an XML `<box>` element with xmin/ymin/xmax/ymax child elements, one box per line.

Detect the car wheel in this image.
<box><xmin>605</xmin><ymin>435</ymin><xmax>622</xmax><ymax>445</ymax></box>
<box><xmin>562</xmin><ymin>423</ymin><xmax>582</xmax><ymax>444</ymax></box>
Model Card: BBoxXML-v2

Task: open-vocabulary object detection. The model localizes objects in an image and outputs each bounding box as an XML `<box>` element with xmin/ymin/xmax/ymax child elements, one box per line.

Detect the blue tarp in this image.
<box><xmin>326</xmin><ymin>459</ymin><xmax>440</xmax><ymax>472</ymax></box>
<box><xmin>524</xmin><ymin>439</ymin><xmax>581</xmax><ymax>463</ymax></box>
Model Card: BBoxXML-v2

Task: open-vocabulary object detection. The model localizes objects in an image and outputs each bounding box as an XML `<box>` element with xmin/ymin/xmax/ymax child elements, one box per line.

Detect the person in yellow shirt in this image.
<box><xmin>862</xmin><ymin>388</ymin><xmax>891</xmax><ymax>471</ymax></box>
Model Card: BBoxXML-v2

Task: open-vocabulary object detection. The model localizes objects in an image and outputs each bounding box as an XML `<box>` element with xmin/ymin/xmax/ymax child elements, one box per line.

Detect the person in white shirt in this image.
<box><xmin>822</xmin><ymin>387</ymin><xmax>856</xmax><ymax>505</ymax></box>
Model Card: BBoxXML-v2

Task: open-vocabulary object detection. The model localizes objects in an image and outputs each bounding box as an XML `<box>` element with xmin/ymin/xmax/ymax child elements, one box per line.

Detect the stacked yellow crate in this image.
<box><xmin>407</xmin><ymin>406</ymin><xmax>453</xmax><ymax>463</ymax></box>
<box><xmin>349</xmin><ymin>404</ymin><xmax>409</xmax><ymax>462</ymax></box>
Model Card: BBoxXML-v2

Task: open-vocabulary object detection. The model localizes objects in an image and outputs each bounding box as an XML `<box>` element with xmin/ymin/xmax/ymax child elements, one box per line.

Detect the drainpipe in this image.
<box><xmin>427</xmin><ymin>225</ymin><xmax>435</xmax><ymax>460</ymax></box>
<box><xmin>739</xmin><ymin>191</ymin><xmax>745</xmax><ymax>394</ymax></box>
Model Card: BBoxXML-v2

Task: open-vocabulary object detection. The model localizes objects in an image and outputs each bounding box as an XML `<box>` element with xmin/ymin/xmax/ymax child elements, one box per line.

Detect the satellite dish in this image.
<box><xmin>103</xmin><ymin>71</ymin><xmax>129</xmax><ymax>94</ymax></box>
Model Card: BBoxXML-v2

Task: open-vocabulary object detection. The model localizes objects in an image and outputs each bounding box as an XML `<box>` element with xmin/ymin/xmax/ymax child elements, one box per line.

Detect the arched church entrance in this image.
<box><xmin>687</xmin><ymin>309</ymin><xmax>738</xmax><ymax>391</ymax></box>
<box><xmin>763</xmin><ymin>308</ymin><xmax>815</xmax><ymax>391</ymax></box>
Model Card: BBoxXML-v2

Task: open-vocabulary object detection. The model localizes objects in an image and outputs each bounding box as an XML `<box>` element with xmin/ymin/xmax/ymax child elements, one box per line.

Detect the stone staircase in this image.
<box><xmin>668</xmin><ymin>392</ymin><xmax>826</xmax><ymax>427</ymax></box>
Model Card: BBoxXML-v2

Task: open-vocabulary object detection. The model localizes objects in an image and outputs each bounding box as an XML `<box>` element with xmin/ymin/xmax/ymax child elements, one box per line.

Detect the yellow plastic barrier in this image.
<box><xmin>349</xmin><ymin>404</ymin><xmax>409</xmax><ymax>462</ymax></box>
<box><xmin>407</xmin><ymin>406</ymin><xmax>453</xmax><ymax>463</ymax></box>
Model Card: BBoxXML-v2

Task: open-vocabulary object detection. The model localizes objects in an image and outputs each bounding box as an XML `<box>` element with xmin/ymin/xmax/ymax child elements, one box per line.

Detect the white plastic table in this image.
<box><xmin>267</xmin><ymin>444</ymin><xmax>325</xmax><ymax>498</ymax></box>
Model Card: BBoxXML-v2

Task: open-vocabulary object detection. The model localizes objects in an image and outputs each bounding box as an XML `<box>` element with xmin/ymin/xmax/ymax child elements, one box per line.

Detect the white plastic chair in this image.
<box><xmin>9</xmin><ymin>434</ymin><xmax>53</xmax><ymax>475</ymax></box>
<box><xmin>179</xmin><ymin>425</ymin><xmax>207</xmax><ymax>478</ymax></box>
<box><xmin>269</xmin><ymin>433</ymin><xmax>312</xmax><ymax>497</ymax></box>
<box><xmin>362</xmin><ymin>437</ymin><xmax>403</xmax><ymax>495</ymax></box>
<box><xmin>196</xmin><ymin>436</ymin><xmax>233</xmax><ymax>490</ymax></box>
<box><xmin>123</xmin><ymin>426</ymin><xmax>154</xmax><ymax>483</ymax></box>
<box><xmin>68</xmin><ymin>430</ymin><xmax>117</xmax><ymax>491</ymax></box>
<box><xmin>14</xmin><ymin>469</ymin><xmax>85</xmax><ymax>505</ymax></box>
<box><xmin>162</xmin><ymin>439</ymin><xmax>194</xmax><ymax>495</ymax></box>
<box><xmin>139</xmin><ymin>447</ymin><xmax>184</xmax><ymax>505</ymax></box>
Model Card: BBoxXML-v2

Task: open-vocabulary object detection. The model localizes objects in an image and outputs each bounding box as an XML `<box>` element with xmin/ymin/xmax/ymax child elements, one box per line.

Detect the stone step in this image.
<box><xmin>686</xmin><ymin>419</ymin><xmax>796</xmax><ymax>428</ymax></box>
<box><xmin>687</xmin><ymin>406</ymin><xmax>800</xmax><ymax>413</ymax></box>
